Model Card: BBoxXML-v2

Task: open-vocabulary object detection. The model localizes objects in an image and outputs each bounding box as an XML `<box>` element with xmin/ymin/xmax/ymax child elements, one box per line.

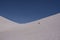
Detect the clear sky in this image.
<box><xmin>0</xmin><ymin>0</ymin><xmax>60</xmax><ymax>23</ymax></box>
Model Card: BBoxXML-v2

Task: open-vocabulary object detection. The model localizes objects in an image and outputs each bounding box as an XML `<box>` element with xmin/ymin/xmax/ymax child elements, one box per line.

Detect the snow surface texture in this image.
<box><xmin>0</xmin><ymin>13</ymin><xmax>60</xmax><ymax>40</ymax></box>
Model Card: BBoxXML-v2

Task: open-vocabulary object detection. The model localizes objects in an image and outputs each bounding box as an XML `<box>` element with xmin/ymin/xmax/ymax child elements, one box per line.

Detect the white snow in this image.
<box><xmin>0</xmin><ymin>13</ymin><xmax>60</xmax><ymax>40</ymax></box>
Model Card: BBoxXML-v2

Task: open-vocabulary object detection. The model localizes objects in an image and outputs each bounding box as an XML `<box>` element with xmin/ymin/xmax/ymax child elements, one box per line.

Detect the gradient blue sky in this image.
<box><xmin>0</xmin><ymin>0</ymin><xmax>60</xmax><ymax>23</ymax></box>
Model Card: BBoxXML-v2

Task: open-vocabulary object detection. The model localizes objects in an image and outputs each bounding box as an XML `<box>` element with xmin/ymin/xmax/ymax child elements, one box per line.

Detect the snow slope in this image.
<box><xmin>0</xmin><ymin>13</ymin><xmax>60</xmax><ymax>40</ymax></box>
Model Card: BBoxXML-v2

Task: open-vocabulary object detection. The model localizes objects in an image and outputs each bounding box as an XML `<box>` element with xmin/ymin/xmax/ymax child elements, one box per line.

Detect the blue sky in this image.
<box><xmin>0</xmin><ymin>0</ymin><xmax>60</xmax><ymax>23</ymax></box>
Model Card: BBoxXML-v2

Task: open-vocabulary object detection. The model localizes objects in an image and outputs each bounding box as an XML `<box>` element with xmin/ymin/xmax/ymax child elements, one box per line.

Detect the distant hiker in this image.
<box><xmin>38</xmin><ymin>22</ymin><xmax>40</xmax><ymax>24</ymax></box>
